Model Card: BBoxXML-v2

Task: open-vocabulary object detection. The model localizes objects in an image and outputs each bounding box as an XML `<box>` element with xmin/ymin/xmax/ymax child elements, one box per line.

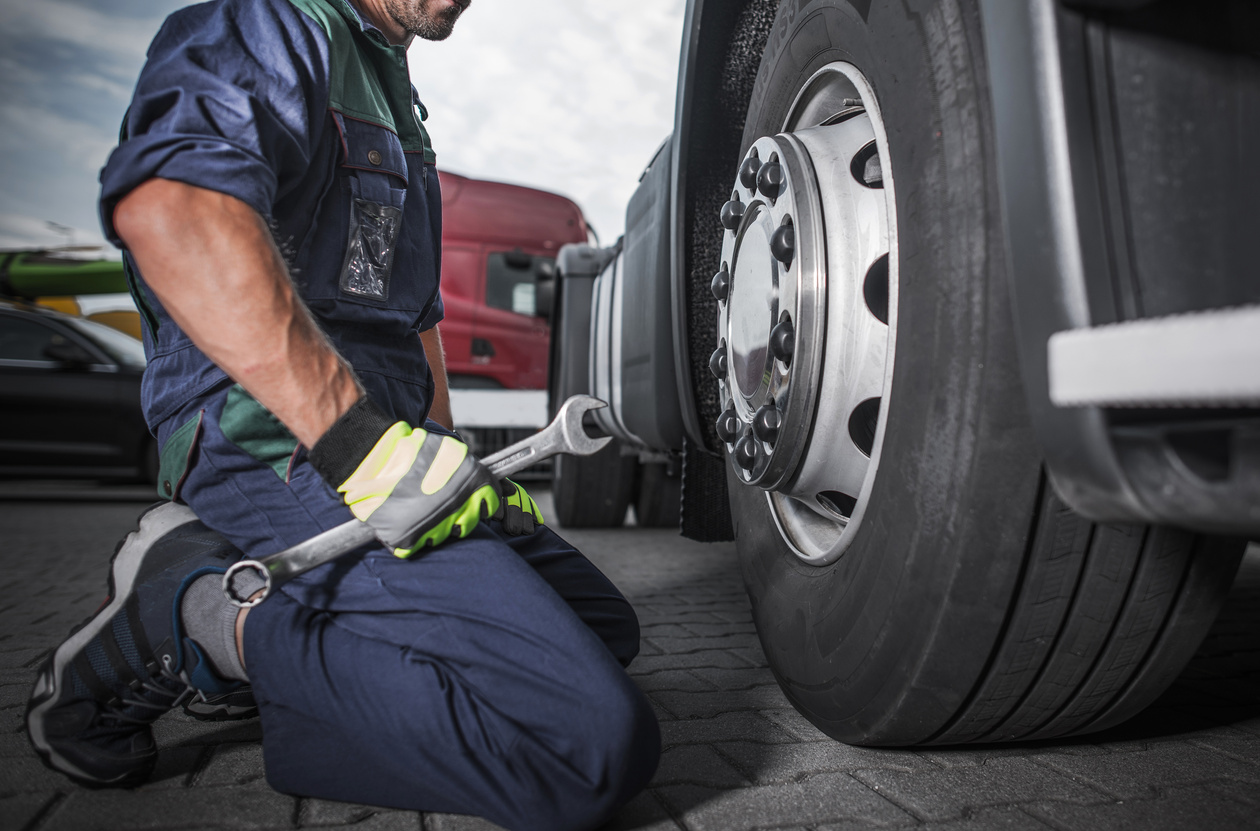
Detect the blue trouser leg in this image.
<box><xmin>176</xmin><ymin>402</ymin><xmax>660</xmax><ymax>831</ymax></box>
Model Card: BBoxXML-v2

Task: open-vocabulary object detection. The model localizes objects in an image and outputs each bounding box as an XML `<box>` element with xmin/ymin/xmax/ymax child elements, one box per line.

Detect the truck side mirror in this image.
<box><xmin>535</xmin><ymin>260</ymin><xmax>555</xmax><ymax>323</ymax></box>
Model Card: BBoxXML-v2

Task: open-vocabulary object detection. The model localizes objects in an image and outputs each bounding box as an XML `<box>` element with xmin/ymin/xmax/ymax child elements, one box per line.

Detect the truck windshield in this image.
<box><xmin>486</xmin><ymin>252</ymin><xmax>556</xmax><ymax>317</ymax></box>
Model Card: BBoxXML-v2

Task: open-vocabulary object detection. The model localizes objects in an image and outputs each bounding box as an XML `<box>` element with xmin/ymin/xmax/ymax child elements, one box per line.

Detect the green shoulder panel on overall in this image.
<box><xmin>286</xmin><ymin>0</ymin><xmax>436</xmax><ymax>163</ymax></box>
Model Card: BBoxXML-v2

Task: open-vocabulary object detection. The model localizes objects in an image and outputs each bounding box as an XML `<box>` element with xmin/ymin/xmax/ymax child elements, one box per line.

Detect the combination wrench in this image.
<box><xmin>221</xmin><ymin>394</ymin><xmax>611</xmax><ymax>607</ymax></box>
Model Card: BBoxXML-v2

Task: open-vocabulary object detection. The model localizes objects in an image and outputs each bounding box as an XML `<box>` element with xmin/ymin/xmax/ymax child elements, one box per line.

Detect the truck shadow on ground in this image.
<box><xmin>621</xmin><ymin>536</ymin><xmax>1260</xmax><ymax>828</ymax></box>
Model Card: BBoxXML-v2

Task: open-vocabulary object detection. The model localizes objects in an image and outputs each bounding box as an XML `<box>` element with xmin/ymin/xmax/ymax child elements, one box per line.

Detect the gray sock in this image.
<box><xmin>179</xmin><ymin>571</ymin><xmax>262</xmax><ymax>682</ymax></box>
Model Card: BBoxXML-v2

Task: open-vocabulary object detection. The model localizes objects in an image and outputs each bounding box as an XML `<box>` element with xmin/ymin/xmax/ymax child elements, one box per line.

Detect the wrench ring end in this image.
<box><xmin>224</xmin><ymin>560</ymin><xmax>272</xmax><ymax>608</ymax></box>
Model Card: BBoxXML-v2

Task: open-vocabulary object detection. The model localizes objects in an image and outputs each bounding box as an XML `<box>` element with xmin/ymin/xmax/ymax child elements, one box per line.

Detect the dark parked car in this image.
<box><xmin>0</xmin><ymin>299</ymin><xmax>154</xmax><ymax>481</ymax></box>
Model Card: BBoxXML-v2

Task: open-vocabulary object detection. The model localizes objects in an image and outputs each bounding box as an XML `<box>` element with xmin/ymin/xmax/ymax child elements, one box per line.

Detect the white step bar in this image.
<box><xmin>1048</xmin><ymin>306</ymin><xmax>1260</xmax><ymax>407</ymax></box>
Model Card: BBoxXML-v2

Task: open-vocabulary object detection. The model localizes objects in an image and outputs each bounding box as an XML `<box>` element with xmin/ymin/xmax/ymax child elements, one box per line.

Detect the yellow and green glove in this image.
<box><xmin>492</xmin><ymin>479</ymin><xmax>544</xmax><ymax>536</ymax></box>
<box><xmin>308</xmin><ymin>398</ymin><xmax>499</xmax><ymax>557</ymax></box>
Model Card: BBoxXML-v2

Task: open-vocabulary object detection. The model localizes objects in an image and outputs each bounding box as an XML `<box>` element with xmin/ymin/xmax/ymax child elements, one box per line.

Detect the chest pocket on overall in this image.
<box><xmin>334</xmin><ymin>113</ymin><xmax>409</xmax><ymax>303</ymax></box>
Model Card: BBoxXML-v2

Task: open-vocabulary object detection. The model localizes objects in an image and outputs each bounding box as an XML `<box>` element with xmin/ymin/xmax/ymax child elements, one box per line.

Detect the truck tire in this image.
<box><xmin>715</xmin><ymin>0</ymin><xmax>1246</xmax><ymax>745</ymax></box>
<box><xmin>634</xmin><ymin>462</ymin><xmax>681</xmax><ymax>529</ymax></box>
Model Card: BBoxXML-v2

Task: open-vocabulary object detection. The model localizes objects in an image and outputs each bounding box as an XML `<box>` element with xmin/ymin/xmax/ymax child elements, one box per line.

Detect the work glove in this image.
<box><xmin>492</xmin><ymin>479</ymin><xmax>544</xmax><ymax>536</ymax></box>
<box><xmin>308</xmin><ymin>398</ymin><xmax>499</xmax><ymax>557</ymax></box>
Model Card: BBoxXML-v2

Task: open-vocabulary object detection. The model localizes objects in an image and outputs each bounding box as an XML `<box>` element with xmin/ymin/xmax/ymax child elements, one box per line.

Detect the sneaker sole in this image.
<box><xmin>25</xmin><ymin>502</ymin><xmax>200</xmax><ymax>787</ymax></box>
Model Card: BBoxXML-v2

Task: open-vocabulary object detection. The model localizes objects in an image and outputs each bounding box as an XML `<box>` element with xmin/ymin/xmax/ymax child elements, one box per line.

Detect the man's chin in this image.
<box><xmin>415</xmin><ymin>9</ymin><xmax>462</xmax><ymax>40</ymax></box>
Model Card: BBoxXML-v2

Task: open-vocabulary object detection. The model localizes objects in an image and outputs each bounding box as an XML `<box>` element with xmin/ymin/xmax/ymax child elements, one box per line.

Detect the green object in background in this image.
<box><xmin>1</xmin><ymin>252</ymin><xmax>128</xmax><ymax>298</ymax></box>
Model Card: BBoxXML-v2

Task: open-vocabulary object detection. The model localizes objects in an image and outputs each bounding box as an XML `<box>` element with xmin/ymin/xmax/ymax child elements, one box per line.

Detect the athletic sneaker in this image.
<box><xmin>26</xmin><ymin>503</ymin><xmax>247</xmax><ymax>788</ymax></box>
<box><xmin>183</xmin><ymin>686</ymin><xmax>259</xmax><ymax>721</ymax></box>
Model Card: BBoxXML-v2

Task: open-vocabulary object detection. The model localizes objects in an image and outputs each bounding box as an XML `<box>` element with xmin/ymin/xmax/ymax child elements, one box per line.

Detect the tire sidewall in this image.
<box><xmin>730</xmin><ymin>0</ymin><xmax>1044</xmax><ymax>743</ymax></box>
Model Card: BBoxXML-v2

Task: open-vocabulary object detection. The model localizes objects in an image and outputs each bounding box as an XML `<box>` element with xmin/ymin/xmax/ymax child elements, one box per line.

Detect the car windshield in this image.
<box><xmin>63</xmin><ymin>316</ymin><xmax>147</xmax><ymax>369</ymax></box>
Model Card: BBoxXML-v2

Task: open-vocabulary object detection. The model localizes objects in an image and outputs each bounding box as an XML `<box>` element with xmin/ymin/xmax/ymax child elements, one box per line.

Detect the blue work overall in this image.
<box><xmin>97</xmin><ymin>2</ymin><xmax>659</xmax><ymax>828</ymax></box>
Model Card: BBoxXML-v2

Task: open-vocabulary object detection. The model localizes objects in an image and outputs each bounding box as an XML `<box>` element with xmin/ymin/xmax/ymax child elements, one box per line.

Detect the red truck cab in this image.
<box><xmin>437</xmin><ymin>171</ymin><xmax>591</xmax><ymax>391</ymax></box>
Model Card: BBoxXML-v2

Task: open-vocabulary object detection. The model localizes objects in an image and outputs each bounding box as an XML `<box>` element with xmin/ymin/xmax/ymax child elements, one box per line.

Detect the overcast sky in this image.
<box><xmin>0</xmin><ymin>0</ymin><xmax>685</xmax><ymax>251</ymax></box>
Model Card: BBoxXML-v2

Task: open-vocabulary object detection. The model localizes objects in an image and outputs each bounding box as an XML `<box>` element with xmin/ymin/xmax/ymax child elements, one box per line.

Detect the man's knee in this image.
<box><xmin>550</xmin><ymin>674</ymin><xmax>660</xmax><ymax>831</ymax></box>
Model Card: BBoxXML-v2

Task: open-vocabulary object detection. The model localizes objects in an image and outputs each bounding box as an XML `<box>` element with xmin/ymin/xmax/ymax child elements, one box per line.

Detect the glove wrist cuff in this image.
<box><xmin>308</xmin><ymin>396</ymin><xmax>396</xmax><ymax>487</ymax></box>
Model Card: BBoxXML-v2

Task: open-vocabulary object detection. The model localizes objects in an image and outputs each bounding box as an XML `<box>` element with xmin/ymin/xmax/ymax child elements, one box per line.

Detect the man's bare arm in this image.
<box><xmin>113</xmin><ymin>179</ymin><xmax>360</xmax><ymax>447</ymax></box>
<box><xmin>420</xmin><ymin>326</ymin><xmax>453</xmax><ymax>430</ymax></box>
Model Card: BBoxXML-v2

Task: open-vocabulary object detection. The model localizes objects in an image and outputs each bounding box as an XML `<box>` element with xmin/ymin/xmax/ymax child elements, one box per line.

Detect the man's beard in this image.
<box><xmin>385</xmin><ymin>0</ymin><xmax>467</xmax><ymax>41</ymax></box>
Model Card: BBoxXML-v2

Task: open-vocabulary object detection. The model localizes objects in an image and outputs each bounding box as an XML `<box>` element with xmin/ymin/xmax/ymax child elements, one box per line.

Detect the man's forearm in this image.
<box><xmin>113</xmin><ymin>179</ymin><xmax>360</xmax><ymax>447</ymax></box>
<box><xmin>420</xmin><ymin>327</ymin><xmax>453</xmax><ymax>430</ymax></box>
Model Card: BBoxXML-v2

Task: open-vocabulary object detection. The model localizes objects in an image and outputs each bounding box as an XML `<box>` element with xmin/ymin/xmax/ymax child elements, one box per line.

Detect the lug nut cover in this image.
<box><xmin>771</xmin><ymin>223</ymin><xmax>795</xmax><ymax>267</ymax></box>
<box><xmin>756</xmin><ymin>162</ymin><xmax>784</xmax><ymax>201</ymax></box>
<box><xmin>711</xmin><ymin>266</ymin><xmax>730</xmax><ymax>303</ymax></box>
<box><xmin>770</xmin><ymin>319</ymin><xmax>795</xmax><ymax>365</ymax></box>
<box><xmin>753</xmin><ymin>403</ymin><xmax>782</xmax><ymax>444</ymax></box>
<box><xmin>734</xmin><ymin>432</ymin><xmax>758</xmax><ymax>470</ymax></box>
<box><xmin>716</xmin><ymin>408</ymin><xmax>739</xmax><ymax>443</ymax></box>
<box><xmin>739</xmin><ymin>154</ymin><xmax>761</xmax><ymax>190</ymax></box>
<box><xmin>720</xmin><ymin>199</ymin><xmax>745</xmax><ymax>231</ymax></box>
<box><xmin>709</xmin><ymin>343</ymin><xmax>728</xmax><ymax>380</ymax></box>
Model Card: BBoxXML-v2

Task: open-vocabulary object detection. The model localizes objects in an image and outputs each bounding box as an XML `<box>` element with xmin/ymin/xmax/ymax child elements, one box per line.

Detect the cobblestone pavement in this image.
<box><xmin>1</xmin><ymin>488</ymin><xmax>1258</xmax><ymax>831</ymax></box>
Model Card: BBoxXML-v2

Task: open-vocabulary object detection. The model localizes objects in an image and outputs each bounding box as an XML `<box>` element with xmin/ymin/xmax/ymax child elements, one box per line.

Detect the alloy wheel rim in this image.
<box><xmin>713</xmin><ymin>61</ymin><xmax>898</xmax><ymax>565</ymax></box>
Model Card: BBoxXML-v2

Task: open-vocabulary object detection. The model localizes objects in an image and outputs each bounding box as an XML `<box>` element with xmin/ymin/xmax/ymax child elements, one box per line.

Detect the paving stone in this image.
<box><xmin>854</xmin><ymin>757</ymin><xmax>1109</xmax><ymax>823</ymax></box>
<box><xmin>142</xmin><ymin>745</ymin><xmax>209</xmax><ymax>790</ymax></box>
<box><xmin>1188</xmin><ymin>728</ymin><xmax>1260</xmax><ymax>766</ymax></box>
<box><xmin>0</xmin><ymin>649</ymin><xmax>52</xmax><ymax>671</ymax></box>
<box><xmin>850</xmin><ymin>806</ymin><xmax>1055</xmax><ymax>831</ymax></box>
<box><xmin>3</xmin><ymin>499</ymin><xmax>1259</xmax><ymax>831</ymax></box>
<box><xmin>634</xmin><ymin>611</ymin><xmax>728</xmax><ymax>627</ymax></box>
<box><xmin>726</xmin><ymin>647</ymin><xmax>770</xmax><ymax>668</ymax></box>
<box><xmin>639</xmin><ymin>624</ymin><xmax>699</xmax><ymax>639</ymax></box>
<box><xmin>153</xmin><ymin>714</ymin><xmax>265</xmax><ymax>747</ymax></box>
<box><xmin>599</xmin><ymin>791</ymin><xmax>681</xmax><ymax>831</ymax></box>
<box><xmin>0</xmin><ymin>668</ymin><xmax>34</xmax><ymax>686</ymax></box>
<box><xmin>1204</xmin><ymin>775</ymin><xmax>1260</xmax><ymax>807</ymax></box>
<box><xmin>422</xmin><ymin>813</ymin><xmax>505</xmax><ymax>830</ymax></box>
<box><xmin>651</xmin><ymin>745</ymin><xmax>750</xmax><ymax>788</ymax></box>
<box><xmin>1032</xmin><ymin>740</ymin><xmax>1260</xmax><ymax>800</ymax></box>
<box><xmin>0</xmin><ymin>754</ymin><xmax>76</xmax><ymax>795</ymax></box>
<box><xmin>299</xmin><ymin>799</ymin><xmax>422</xmax><ymax>829</ymax></box>
<box><xmin>632</xmin><ymin>670</ymin><xmax>719</xmax><ymax>694</ymax></box>
<box><xmin>658</xmin><ymin>713</ymin><xmax>798</xmax><ymax>747</ymax></box>
<box><xmin>0</xmin><ymin>704</ymin><xmax>24</xmax><ymax>735</ymax></box>
<box><xmin>644</xmin><ymin>634</ymin><xmax>762</xmax><ymax>655</ymax></box>
<box><xmin>307</xmin><ymin>812</ymin><xmax>422</xmax><ymax>831</ymax></box>
<box><xmin>658</xmin><ymin>772</ymin><xmax>914</xmax><ymax>830</ymax></box>
<box><xmin>0</xmin><ymin>793</ymin><xmax>56</xmax><ymax>830</ymax></box>
<box><xmin>627</xmin><ymin>650</ymin><xmax>757</xmax><ymax>675</ymax></box>
<box><xmin>919</xmin><ymin>745</ymin><xmax>1087</xmax><ymax>769</ymax></box>
<box><xmin>760</xmin><ymin>708</ymin><xmax>830</xmax><ymax>742</ymax></box>
<box><xmin>1024</xmin><ymin>784</ymin><xmax>1260</xmax><ymax>831</ymax></box>
<box><xmin>679</xmin><ymin>623</ymin><xmax>758</xmax><ymax>638</ymax></box>
<box><xmin>195</xmin><ymin>742</ymin><xmax>269</xmax><ymax>788</ymax></box>
<box><xmin>715</xmin><ymin>741</ymin><xmax>929</xmax><ymax>785</ymax></box>
<box><xmin>649</xmin><ymin>686</ymin><xmax>789</xmax><ymax>720</ymax></box>
<box><xmin>43</xmin><ymin>787</ymin><xmax>298</xmax><ymax>831</ymax></box>
<box><xmin>0</xmin><ymin>730</ymin><xmax>36</xmax><ymax>758</ymax></box>
<box><xmin>687</xmin><ymin>667</ymin><xmax>777</xmax><ymax>691</ymax></box>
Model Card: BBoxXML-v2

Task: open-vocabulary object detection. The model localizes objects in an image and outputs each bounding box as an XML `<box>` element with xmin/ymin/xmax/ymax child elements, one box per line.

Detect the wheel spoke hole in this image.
<box><xmin>850</xmin><ymin>140</ymin><xmax>883</xmax><ymax>188</ymax></box>
<box><xmin>848</xmin><ymin>397</ymin><xmax>881</xmax><ymax>458</ymax></box>
<box><xmin>863</xmin><ymin>254</ymin><xmax>890</xmax><ymax>325</ymax></box>
<box><xmin>817</xmin><ymin>491</ymin><xmax>857</xmax><ymax>520</ymax></box>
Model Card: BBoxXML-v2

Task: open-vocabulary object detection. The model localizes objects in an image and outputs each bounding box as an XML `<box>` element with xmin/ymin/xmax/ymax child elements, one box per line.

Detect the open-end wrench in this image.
<box><xmin>221</xmin><ymin>394</ymin><xmax>611</xmax><ymax>607</ymax></box>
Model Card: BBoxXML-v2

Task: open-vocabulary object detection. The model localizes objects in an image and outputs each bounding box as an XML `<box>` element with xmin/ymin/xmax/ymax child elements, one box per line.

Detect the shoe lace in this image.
<box><xmin>98</xmin><ymin>659</ymin><xmax>195</xmax><ymax>727</ymax></box>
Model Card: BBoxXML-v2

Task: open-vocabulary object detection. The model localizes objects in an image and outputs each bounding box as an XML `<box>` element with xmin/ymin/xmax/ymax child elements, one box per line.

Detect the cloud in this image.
<box><xmin>0</xmin><ymin>212</ymin><xmax>113</xmax><ymax>254</ymax></box>
<box><xmin>408</xmin><ymin>0</ymin><xmax>686</xmax><ymax>240</ymax></box>
<box><xmin>0</xmin><ymin>0</ymin><xmax>160</xmax><ymax>72</ymax></box>
<box><xmin>0</xmin><ymin>0</ymin><xmax>686</xmax><ymax>247</ymax></box>
<box><xmin>0</xmin><ymin>102</ymin><xmax>117</xmax><ymax>174</ymax></box>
